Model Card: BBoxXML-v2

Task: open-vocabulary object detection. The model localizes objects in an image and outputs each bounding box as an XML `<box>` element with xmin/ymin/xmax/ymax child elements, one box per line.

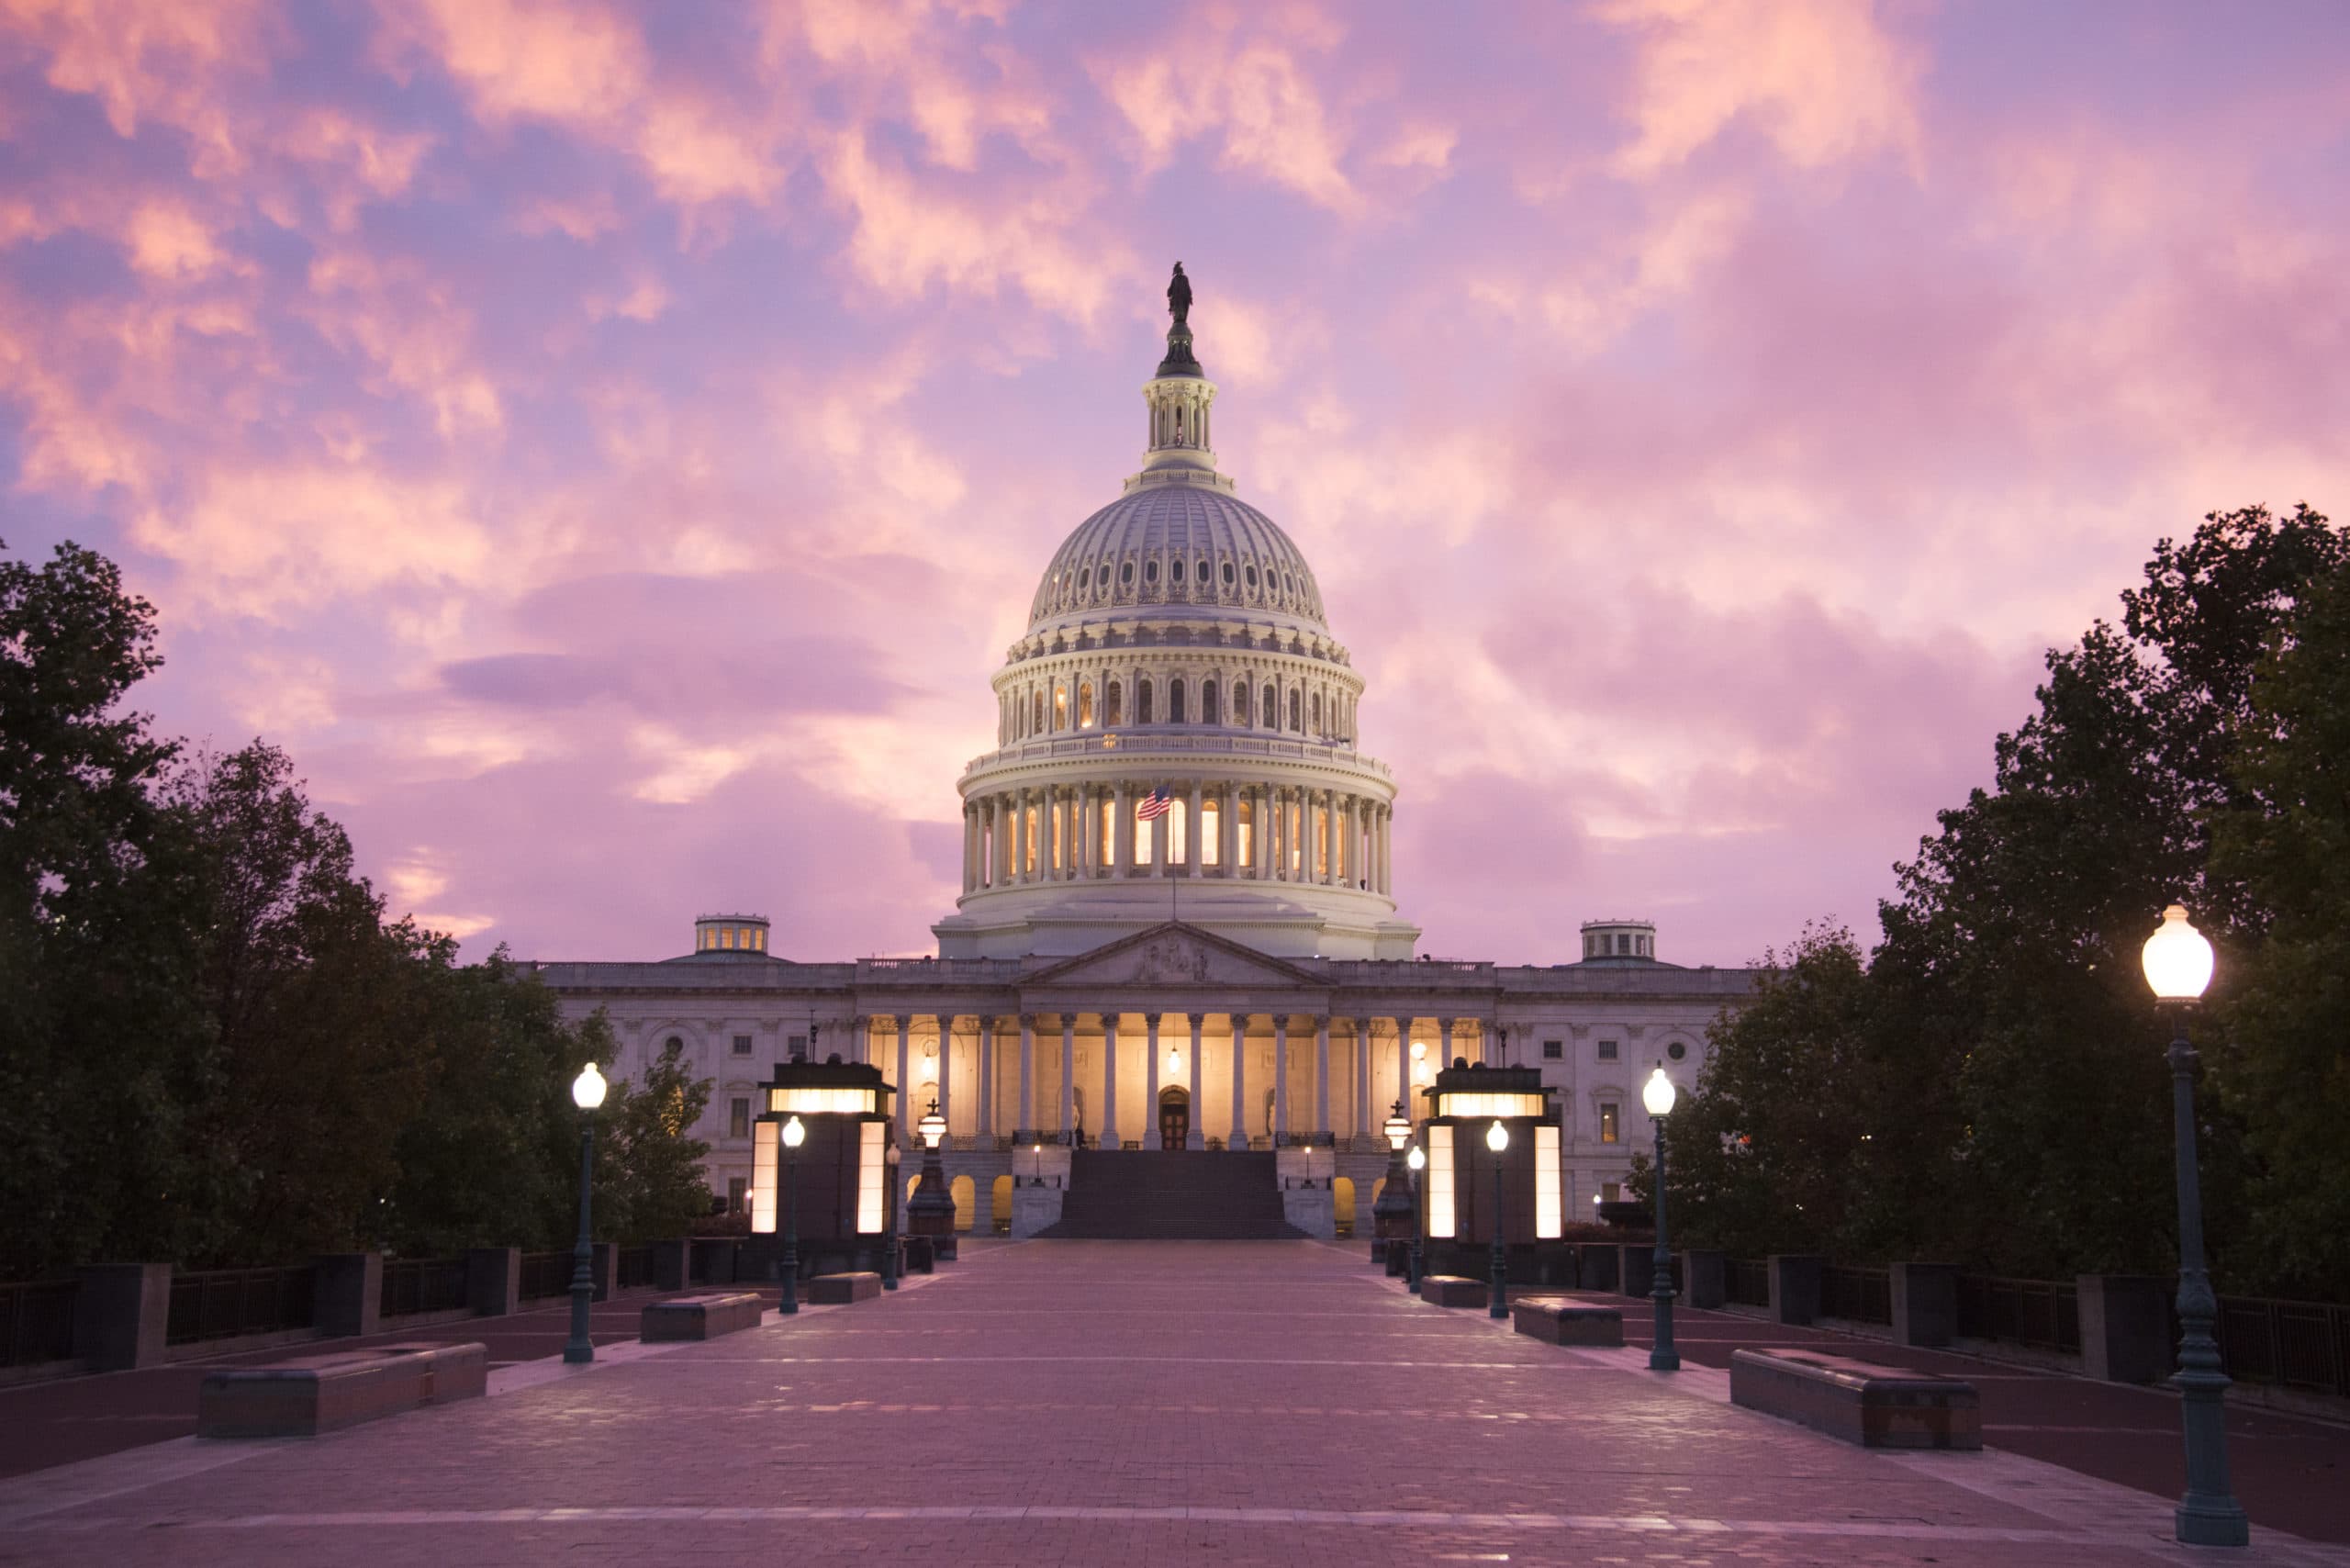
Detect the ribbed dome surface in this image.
<box><xmin>1029</xmin><ymin>484</ymin><xmax>1326</xmax><ymax>629</ymax></box>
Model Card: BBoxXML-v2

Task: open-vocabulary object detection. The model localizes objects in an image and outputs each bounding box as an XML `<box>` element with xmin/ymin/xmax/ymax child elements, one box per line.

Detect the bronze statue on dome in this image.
<box><xmin>1167</xmin><ymin>261</ymin><xmax>1192</xmax><ymax>325</ymax></box>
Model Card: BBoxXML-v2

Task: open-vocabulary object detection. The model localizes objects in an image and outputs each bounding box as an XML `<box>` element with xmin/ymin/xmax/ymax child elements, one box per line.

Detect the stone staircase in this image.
<box><xmin>1035</xmin><ymin>1149</ymin><xmax>1305</xmax><ymax>1240</ymax></box>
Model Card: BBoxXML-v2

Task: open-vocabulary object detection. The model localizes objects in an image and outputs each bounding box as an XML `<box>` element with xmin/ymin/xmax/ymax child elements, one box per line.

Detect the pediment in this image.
<box><xmin>1026</xmin><ymin>923</ymin><xmax>1325</xmax><ymax>991</ymax></box>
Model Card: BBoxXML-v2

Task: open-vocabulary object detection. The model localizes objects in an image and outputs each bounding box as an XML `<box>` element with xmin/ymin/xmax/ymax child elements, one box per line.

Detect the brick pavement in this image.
<box><xmin>0</xmin><ymin>1240</ymin><xmax>2341</xmax><ymax>1567</ymax></box>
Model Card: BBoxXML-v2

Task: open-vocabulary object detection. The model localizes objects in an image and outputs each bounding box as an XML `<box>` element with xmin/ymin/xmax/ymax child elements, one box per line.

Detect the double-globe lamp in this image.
<box><xmin>1641</xmin><ymin>1066</ymin><xmax>1680</xmax><ymax>1372</ymax></box>
<box><xmin>778</xmin><ymin>1114</ymin><xmax>806</xmax><ymax>1316</ymax></box>
<box><xmin>563</xmin><ymin>1062</ymin><xmax>608</xmax><ymax>1365</ymax></box>
<box><xmin>2141</xmin><ymin>904</ymin><xmax>2249</xmax><ymax>1548</ymax></box>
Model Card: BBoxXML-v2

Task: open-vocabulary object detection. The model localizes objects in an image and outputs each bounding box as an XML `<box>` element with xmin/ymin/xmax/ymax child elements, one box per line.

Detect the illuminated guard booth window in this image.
<box><xmin>1415</xmin><ymin>1062</ymin><xmax>1565</xmax><ymax>1285</ymax></box>
<box><xmin>745</xmin><ymin>1056</ymin><xmax>899</xmax><ymax>1278</ymax></box>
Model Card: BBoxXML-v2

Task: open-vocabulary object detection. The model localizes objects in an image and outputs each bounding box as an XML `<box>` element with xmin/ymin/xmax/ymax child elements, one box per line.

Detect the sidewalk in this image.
<box><xmin>0</xmin><ymin>1238</ymin><xmax>2339</xmax><ymax>1566</ymax></box>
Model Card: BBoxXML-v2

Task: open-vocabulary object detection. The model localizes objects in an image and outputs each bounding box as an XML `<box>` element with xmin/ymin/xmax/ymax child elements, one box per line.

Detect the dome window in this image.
<box><xmin>1121</xmin><ymin>562</ymin><xmax>1135</xmax><ymax>587</ymax></box>
<box><xmin>1284</xmin><ymin>573</ymin><xmax>1296</xmax><ymax>595</ymax></box>
<box><xmin>1169</xmin><ymin>679</ymin><xmax>1186</xmax><ymax>723</ymax></box>
<box><xmin>1201</xmin><ymin>679</ymin><xmax>1218</xmax><ymax>723</ymax></box>
<box><xmin>1196</xmin><ymin>558</ymin><xmax>1211</xmax><ymax>584</ymax></box>
<box><xmin>1221</xmin><ymin>561</ymin><xmax>1235</xmax><ymax>586</ymax></box>
<box><xmin>1145</xmin><ymin>560</ymin><xmax>1159</xmax><ymax>585</ymax></box>
<box><xmin>1245</xmin><ymin>565</ymin><xmax>1259</xmax><ymax>588</ymax></box>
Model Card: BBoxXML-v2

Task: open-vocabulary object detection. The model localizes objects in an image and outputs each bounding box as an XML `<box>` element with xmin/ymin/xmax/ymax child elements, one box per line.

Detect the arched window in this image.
<box><xmin>1033</xmin><ymin>689</ymin><xmax>1046</xmax><ymax>734</ymax></box>
<box><xmin>1139</xmin><ymin>679</ymin><xmax>1154</xmax><ymax>724</ymax></box>
<box><xmin>1201</xmin><ymin>680</ymin><xmax>1218</xmax><ymax>724</ymax></box>
<box><xmin>1078</xmin><ymin>682</ymin><xmax>1095</xmax><ymax>727</ymax></box>
<box><xmin>1054</xmin><ymin>686</ymin><xmax>1069</xmax><ymax>731</ymax></box>
<box><xmin>1263</xmin><ymin>684</ymin><xmax>1277</xmax><ymax>728</ymax></box>
<box><xmin>1107</xmin><ymin>680</ymin><xmax>1123</xmax><ymax>726</ymax></box>
<box><xmin>1145</xmin><ymin>560</ymin><xmax>1159</xmax><ymax>585</ymax></box>
<box><xmin>1236</xmin><ymin>683</ymin><xmax>1250</xmax><ymax>726</ymax></box>
<box><xmin>1311</xmin><ymin>690</ymin><xmax>1323</xmax><ymax>734</ymax></box>
<box><xmin>1288</xmin><ymin>689</ymin><xmax>1302</xmax><ymax>731</ymax></box>
<box><xmin>1169</xmin><ymin>678</ymin><xmax>1186</xmax><ymax>724</ymax></box>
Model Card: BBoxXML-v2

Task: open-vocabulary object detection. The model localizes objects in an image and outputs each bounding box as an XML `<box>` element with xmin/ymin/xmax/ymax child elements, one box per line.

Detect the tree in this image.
<box><xmin>2209</xmin><ymin>556</ymin><xmax>2350</xmax><ymax>1297</ymax></box>
<box><xmin>593</xmin><ymin>1036</ymin><xmax>714</xmax><ymax>1243</ymax></box>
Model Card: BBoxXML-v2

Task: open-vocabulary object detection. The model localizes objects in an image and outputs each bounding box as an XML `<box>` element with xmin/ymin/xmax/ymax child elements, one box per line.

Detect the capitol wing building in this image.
<box><xmin>528</xmin><ymin>272</ymin><xmax>1758</xmax><ymax>1237</ymax></box>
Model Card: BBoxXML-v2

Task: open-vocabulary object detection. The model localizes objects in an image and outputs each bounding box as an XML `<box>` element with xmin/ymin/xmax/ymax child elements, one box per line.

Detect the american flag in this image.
<box><xmin>1136</xmin><ymin>786</ymin><xmax>1173</xmax><ymax>821</ymax></box>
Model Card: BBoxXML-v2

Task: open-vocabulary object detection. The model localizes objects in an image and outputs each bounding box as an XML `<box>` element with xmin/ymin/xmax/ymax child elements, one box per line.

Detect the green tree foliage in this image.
<box><xmin>592</xmin><ymin>1038</ymin><xmax>715</xmax><ymax>1244</ymax></box>
<box><xmin>0</xmin><ymin>538</ymin><xmax>713</xmax><ymax>1279</ymax></box>
<box><xmin>2209</xmin><ymin>557</ymin><xmax>2350</xmax><ymax>1297</ymax></box>
<box><xmin>1663</xmin><ymin>506</ymin><xmax>2345</xmax><ymax>1291</ymax></box>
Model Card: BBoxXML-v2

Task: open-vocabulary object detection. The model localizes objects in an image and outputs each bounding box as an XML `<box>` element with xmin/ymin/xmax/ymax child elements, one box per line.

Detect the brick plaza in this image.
<box><xmin>0</xmin><ymin>1239</ymin><xmax>2344</xmax><ymax>1566</ymax></box>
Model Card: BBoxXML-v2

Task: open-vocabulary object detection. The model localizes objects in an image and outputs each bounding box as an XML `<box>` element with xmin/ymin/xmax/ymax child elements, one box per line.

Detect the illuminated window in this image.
<box><xmin>1106</xmin><ymin>681</ymin><xmax>1123</xmax><ymax>726</ymax></box>
<box><xmin>1169</xmin><ymin>679</ymin><xmax>1186</xmax><ymax>723</ymax></box>
<box><xmin>1427</xmin><ymin>1125</ymin><xmax>1457</xmax><ymax>1238</ymax></box>
<box><xmin>752</xmin><ymin>1120</ymin><xmax>778</xmax><ymax>1232</ymax></box>
<box><xmin>733</xmin><ymin>1034</ymin><xmax>753</xmax><ymax>1056</ymax></box>
<box><xmin>1054</xmin><ymin>687</ymin><xmax>1068</xmax><ymax>728</ymax></box>
<box><xmin>1024</xmin><ymin>806</ymin><xmax>1039</xmax><ymax>872</ymax></box>
<box><xmin>721</xmin><ymin>926</ymin><xmax>734</xmax><ymax>949</ymax></box>
<box><xmin>856</xmin><ymin>1122</ymin><xmax>885</xmax><ymax>1233</ymax></box>
<box><xmin>1237</xmin><ymin>797</ymin><xmax>1254</xmax><ymax>868</ymax></box>
<box><xmin>730</xmin><ymin>1097</ymin><xmax>750</xmax><ymax>1138</ymax></box>
<box><xmin>1079</xmin><ymin>682</ymin><xmax>1094</xmax><ymax>727</ymax></box>
<box><xmin>1600</xmin><ymin>1103</ymin><xmax>1620</xmax><ymax>1144</ymax></box>
<box><xmin>1314</xmin><ymin>804</ymin><xmax>1328</xmax><ymax>879</ymax></box>
<box><xmin>1536</xmin><ymin>1124</ymin><xmax>1561</xmax><ymax>1238</ymax></box>
<box><xmin>1202</xmin><ymin>799</ymin><xmax>1222</xmax><ymax>866</ymax></box>
<box><xmin>1100</xmin><ymin>805</ymin><xmax>1114</xmax><ymax>868</ymax></box>
<box><xmin>1168</xmin><ymin>799</ymin><xmax>1187</xmax><ymax>865</ymax></box>
<box><xmin>751</xmin><ymin>927</ymin><xmax>766</xmax><ymax>952</ymax></box>
<box><xmin>1134</xmin><ymin>800</ymin><xmax>1158</xmax><ymax>864</ymax></box>
<box><xmin>1287</xmin><ymin>799</ymin><xmax>1304</xmax><ymax>875</ymax></box>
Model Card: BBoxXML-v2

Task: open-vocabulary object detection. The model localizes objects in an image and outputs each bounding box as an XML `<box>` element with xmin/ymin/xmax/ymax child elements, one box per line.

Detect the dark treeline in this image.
<box><xmin>1640</xmin><ymin>504</ymin><xmax>2350</xmax><ymax>1303</ymax></box>
<box><xmin>0</xmin><ymin>539</ymin><xmax>713</xmax><ymax>1282</ymax></box>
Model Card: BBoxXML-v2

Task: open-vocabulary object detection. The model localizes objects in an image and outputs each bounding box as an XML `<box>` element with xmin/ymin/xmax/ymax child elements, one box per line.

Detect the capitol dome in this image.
<box><xmin>934</xmin><ymin>265</ymin><xmax>1418</xmax><ymax>962</ymax></box>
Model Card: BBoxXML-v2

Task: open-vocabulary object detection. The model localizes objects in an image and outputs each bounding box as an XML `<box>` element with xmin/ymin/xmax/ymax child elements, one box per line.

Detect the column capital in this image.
<box><xmin>1018</xmin><ymin>1013</ymin><xmax>1037</xmax><ymax>1029</ymax></box>
<box><xmin>1313</xmin><ymin>1015</ymin><xmax>1331</xmax><ymax>1032</ymax></box>
<box><xmin>874</xmin><ymin>1014</ymin><xmax>901</xmax><ymax>1030</ymax></box>
<box><xmin>1144</xmin><ymin>1013</ymin><xmax>1162</xmax><ymax>1029</ymax></box>
<box><xmin>1187</xmin><ymin>1013</ymin><xmax>1204</xmax><ymax>1027</ymax></box>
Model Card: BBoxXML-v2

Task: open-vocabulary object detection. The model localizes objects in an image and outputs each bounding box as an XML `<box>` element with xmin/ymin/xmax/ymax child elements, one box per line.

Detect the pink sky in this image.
<box><xmin>3</xmin><ymin>1</ymin><xmax>2345</xmax><ymax>967</ymax></box>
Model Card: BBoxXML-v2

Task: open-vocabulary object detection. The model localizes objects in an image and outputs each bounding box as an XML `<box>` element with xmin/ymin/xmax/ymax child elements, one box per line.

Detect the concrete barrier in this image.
<box><xmin>641</xmin><ymin>1292</ymin><xmax>764</xmax><ymax>1341</ymax></box>
<box><xmin>1768</xmin><ymin>1254</ymin><xmax>1822</xmax><ymax>1326</ymax></box>
<box><xmin>1510</xmin><ymin>1296</ymin><xmax>1624</xmax><ymax>1347</ymax></box>
<box><xmin>1890</xmin><ymin>1262</ymin><xmax>1960</xmax><ymax>1349</ymax></box>
<box><xmin>197</xmin><ymin>1342</ymin><xmax>487</xmax><ymax>1439</ymax></box>
<box><xmin>809</xmin><ymin>1272</ymin><xmax>881</xmax><ymax>1305</ymax></box>
<box><xmin>1419</xmin><ymin>1275</ymin><xmax>1487</xmax><ymax>1308</ymax></box>
<box><xmin>1729</xmin><ymin>1348</ymin><xmax>1978</xmax><ymax>1450</ymax></box>
<box><xmin>1682</xmin><ymin>1249</ymin><xmax>1726</xmax><ymax>1309</ymax></box>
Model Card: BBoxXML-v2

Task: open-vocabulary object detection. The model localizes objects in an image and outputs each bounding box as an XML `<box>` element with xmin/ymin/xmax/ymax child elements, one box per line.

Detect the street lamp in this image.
<box><xmin>2141</xmin><ymin>904</ymin><xmax>2249</xmax><ymax>1548</ymax></box>
<box><xmin>778</xmin><ymin>1114</ymin><xmax>805</xmax><ymax>1316</ymax></box>
<box><xmin>1642</xmin><ymin>1066</ymin><xmax>1681</xmax><ymax>1372</ymax></box>
<box><xmin>910</xmin><ymin>1096</ymin><xmax>957</xmax><ymax>1259</ymax></box>
<box><xmin>1405</xmin><ymin>1143</ymin><xmax>1427</xmax><ymax>1291</ymax></box>
<box><xmin>1485</xmin><ymin>1119</ymin><xmax>1509</xmax><ymax>1319</ymax></box>
<box><xmin>563</xmin><ymin>1062</ymin><xmax>608</xmax><ymax>1365</ymax></box>
<box><xmin>1372</xmin><ymin>1101</ymin><xmax>1416</xmax><ymax>1260</ymax></box>
<box><xmin>882</xmin><ymin>1139</ymin><xmax>901</xmax><ymax>1290</ymax></box>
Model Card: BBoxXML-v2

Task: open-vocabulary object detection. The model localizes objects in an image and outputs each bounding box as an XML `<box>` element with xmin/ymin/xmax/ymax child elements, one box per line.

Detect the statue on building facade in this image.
<box><xmin>1167</xmin><ymin>261</ymin><xmax>1192</xmax><ymax>325</ymax></box>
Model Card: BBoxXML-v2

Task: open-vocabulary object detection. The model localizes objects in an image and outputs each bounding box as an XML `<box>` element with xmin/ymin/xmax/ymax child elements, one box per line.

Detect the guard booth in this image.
<box><xmin>1416</xmin><ymin>1061</ymin><xmax>1570</xmax><ymax>1287</ymax></box>
<box><xmin>744</xmin><ymin>1057</ymin><xmax>900</xmax><ymax>1282</ymax></box>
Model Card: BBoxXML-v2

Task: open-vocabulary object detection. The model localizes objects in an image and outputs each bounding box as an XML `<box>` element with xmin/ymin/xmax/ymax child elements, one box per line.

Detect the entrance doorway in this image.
<box><xmin>1158</xmin><ymin>1086</ymin><xmax>1191</xmax><ymax>1150</ymax></box>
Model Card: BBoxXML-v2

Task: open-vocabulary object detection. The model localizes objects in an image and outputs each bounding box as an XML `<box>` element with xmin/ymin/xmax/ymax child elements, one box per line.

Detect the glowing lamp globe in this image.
<box><xmin>1383</xmin><ymin>1103</ymin><xmax>1411</xmax><ymax>1151</ymax></box>
<box><xmin>1485</xmin><ymin>1119</ymin><xmax>1508</xmax><ymax>1154</ymax></box>
<box><xmin>571</xmin><ymin>1062</ymin><xmax>608</xmax><ymax>1111</ymax></box>
<box><xmin>1167</xmin><ymin>1046</ymin><xmax>1181</xmax><ymax>1077</ymax></box>
<box><xmin>918</xmin><ymin>1100</ymin><xmax>946</xmax><ymax>1150</ymax></box>
<box><xmin>2142</xmin><ymin>904</ymin><xmax>2214</xmax><ymax>1002</ymax></box>
<box><xmin>1406</xmin><ymin>1145</ymin><xmax>1426</xmax><ymax>1173</ymax></box>
<box><xmin>781</xmin><ymin>1114</ymin><xmax>806</xmax><ymax>1150</ymax></box>
<box><xmin>1642</xmin><ymin>1067</ymin><xmax>1678</xmax><ymax>1118</ymax></box>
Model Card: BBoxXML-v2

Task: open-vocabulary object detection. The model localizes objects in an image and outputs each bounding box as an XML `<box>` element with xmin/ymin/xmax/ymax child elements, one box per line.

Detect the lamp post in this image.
<box><xmin>2142</xmin><ymin>904</ymin><xmax>2250</xmax><ymax>1548</ymax></box>
<box><xmin>910</xmin><ymin>1097</ymin><xmax>957</xmax><ymax>1259</ymax></box>
<box><xmin>1373</xmin><ymin>1101</ymin><xmax>1415</xmax><ymax>1260</ymax></box>
<box><xmin>1404</xmin><ymin>1143</ymin><xmax>1426</xmax><ymax>1291</ymax></box>
<box><xmin>882</xmin><ymin>1139</ymin><xmax>901</xmax><ymax>1290</ymax></box>
<box><xmin>1486</xmin><ymin>1119</ymin><xmax>1509</xmax><ymax>1319</ymax></box>
<box><xmin>1642</xmin><ymin>1066</ymin><xmax>1680</xmax><ymax>1372</ymax></box>
<box><xmin>563</xmin><ymin>1062</ymin><xmax>608</xmax><ymax>1365</ymax></box>
<box><xmin>778</xmin><ymin>1114</ymin><xmax>805</xmax><ymax>1316</ymax></box>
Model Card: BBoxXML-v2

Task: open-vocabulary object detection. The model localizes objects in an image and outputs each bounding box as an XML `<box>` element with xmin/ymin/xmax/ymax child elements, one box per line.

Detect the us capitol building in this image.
<box><xmin>526</xmin><ymin>266</ymin><xmax>1758</xmax><ymax>1236</ymax></box>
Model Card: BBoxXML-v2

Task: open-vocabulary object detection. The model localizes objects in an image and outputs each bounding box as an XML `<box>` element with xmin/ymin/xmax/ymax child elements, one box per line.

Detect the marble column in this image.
<box><xmin>933</xmin><ymin>1015</ymin><xmax>953</xmax><ymax>1130</ymax></box>
<box><xmin>1273</xmin><ymin>1015</ymin><xmax>1290</xmax><ymax>1141</ymax></box>
<box><xmin>894</xmin><ymin>1021</ymin><xmax>912</xmax><ymax>1138</ymax></box>
<box><xmin>1220</xmin><ymin>784</ymin><xmax>1237</xmax><ymax>876</ymax></box>
<box><xmin>1186</xmin><ymin>781</ymin><xmax>1203</xmax><ymax>876</ymax></box>
<box><xmin>1229</xmin><ymin>1014</ymin><xmax>1251</xmax><ymax>1149</ymax></box>
<box><xmin>1011</xmin><ymin>790</ymin><xmax>1028</xmax><ymax>885</ymax></box>
<box><xmin>978</xmin><ymin>1017</ymin><xmax>995</xmax><ymax>1138</ymax></box>
<box><xmin>1393</xmin><ymin>1016</ymin><xmax>1412</xmax><ymax>1121</ymax></box>
<box><xmin>1150</xmin><ymin>790</ymin><xmax>1167</xmax><ymax>877</ymax></box>
<box><xmin>1187</xmin><ymin>1013</ymin><xmax>1205</xmax><ymax>1149</ymax></box>
<box><xmin>1314</xmin><ymin>1015</ymin><xmax>1331</xmax><ymax>1138</ymax></box>
<box><xmin>1115</xmin><ymin>781</ymin><xmax>1135</xmax><ymax>876</ymax></box>
<box><xmin>1437</xmin><ymin>1017</ymin><xmax>1455</xmax><ymax>1072</ymax></box>
<box><xmin>1102</xmin><ymin>1013</ymin><xmax>1123</xmax><ymax>1148</ymax></box>
<box><xmin>1144</xmin><ymin>1014</ymin><xmax>1162</xmax><ymax>1142</ymax></box>
<box><xmin>1016</xmin><ymin>1014</ymin><xmax>1036</xmax><ymax>1140</ymax></box>
<box><xmin>1353</xmin><ymin>1020</ymin><xmax>1371</xmax><ymax>1139</ymax></box>
<box><xmin>1059</xmin><ymin>1014</ymin><xmax>1075</xmax><ymax>1140</ymax></box>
